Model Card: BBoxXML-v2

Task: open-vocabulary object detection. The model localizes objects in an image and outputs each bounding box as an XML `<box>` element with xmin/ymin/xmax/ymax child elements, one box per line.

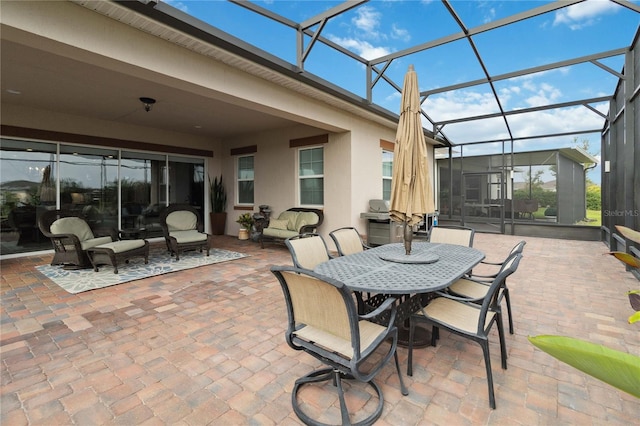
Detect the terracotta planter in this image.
<box><xmin>210</xmin><ymin>212</ymin><xmax>227</xmax><ymax>235</ymax></box>
<box><xmin>238</xmin><ymin>228</ymin><xmax>249</xmax><ymax>240</ymax></box>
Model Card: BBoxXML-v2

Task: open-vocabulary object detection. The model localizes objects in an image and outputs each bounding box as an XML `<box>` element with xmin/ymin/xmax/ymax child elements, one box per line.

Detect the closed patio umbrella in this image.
<box><xmin>389</xmin><ymin>65</ymin><xmax>434</xmax><ymax>255</ymax></box>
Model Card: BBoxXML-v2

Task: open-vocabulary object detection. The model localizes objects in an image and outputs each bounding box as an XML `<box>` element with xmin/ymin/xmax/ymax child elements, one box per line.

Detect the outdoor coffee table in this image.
<box><xmin>87</xmin><ymin>239</ymin><xmax>150</xmax><ymax>274</ymax></box>
<box><xmin>314</xmin><ymin>241</ymin><xmax>485</xmax><ymax>346</ymax></box>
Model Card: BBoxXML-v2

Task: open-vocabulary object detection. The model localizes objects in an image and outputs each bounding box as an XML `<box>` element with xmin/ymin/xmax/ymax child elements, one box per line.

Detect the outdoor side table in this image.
<box><xmin>119</xmin><ymin>227</ymin><xmax>147</xmax><ymax>240</ymax></box>
<box><xmin>87</xmin><ymin>239</ymin><xmax>149</xmax><ymax>274</ymax></box>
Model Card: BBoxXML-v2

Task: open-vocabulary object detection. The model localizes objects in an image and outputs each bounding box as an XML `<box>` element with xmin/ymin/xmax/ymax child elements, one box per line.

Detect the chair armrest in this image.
<box><xmin>254</xmin><ymin>217</ymin><xmax>269</xmax><ymax>233</ymax></box>
<box><xmin>464</xmin><ymin>272</ymin><xmax>496</xmax><ymax>281</ymax></box>
<box><xmin>299</xmin><ymin>223</ymin><xmax>319</xmax><ymax>234</ymax></box>
<box><xmin>95</xmin><ymin>227</ymin><xmax>119</xmax><ymax>241</ymax></box>
<box><xmin>48</xmin><ymin>233</ymin><xmax>83</xmax><ymax>251</ymax></box>
<box><xmin>434</xmin><ymin>290</ymin><xmax>484</xmax><ymax>303</ymax></box>
<box><xmin>480</xmin><ymin>260</ymin><xmax>503</xmax><ymax>266</ymax></box>
<box><xmin>360</xmin><ymin>297</ymin><xmax>396</xmax><ymax>321</ymax></box>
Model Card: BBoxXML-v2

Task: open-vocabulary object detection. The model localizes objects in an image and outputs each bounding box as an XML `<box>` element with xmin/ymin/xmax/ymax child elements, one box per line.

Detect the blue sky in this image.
<box><xmin>165</xmin><ymin>0</ymin><xmax>639</xmax><ymax>183</ymax></box>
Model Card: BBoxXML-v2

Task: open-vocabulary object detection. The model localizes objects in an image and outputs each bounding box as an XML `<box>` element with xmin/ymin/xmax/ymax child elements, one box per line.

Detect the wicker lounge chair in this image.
<box><xmin>159</xmin><ymin>204</ymin><xmax>210</xmax><ymax>261</ymax></box>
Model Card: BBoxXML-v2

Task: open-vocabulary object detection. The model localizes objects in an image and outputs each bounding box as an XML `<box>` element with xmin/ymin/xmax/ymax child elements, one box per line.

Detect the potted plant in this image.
<box><xmin>208</xmin><ymin>174</ymin><xmax>227</xmax><ymax>235</ymax></box>
<box><xmin>236</xmin><ymin>212</ymin><xmax>254</xmax><ymax>240</ymax></box>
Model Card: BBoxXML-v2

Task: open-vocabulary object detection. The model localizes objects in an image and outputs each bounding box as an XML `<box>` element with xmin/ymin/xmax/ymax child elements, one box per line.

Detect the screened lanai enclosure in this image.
<box><xmin>436</xmin><ymin>147</ymin><xmax>598</xmax><ymax>233</ymax></box>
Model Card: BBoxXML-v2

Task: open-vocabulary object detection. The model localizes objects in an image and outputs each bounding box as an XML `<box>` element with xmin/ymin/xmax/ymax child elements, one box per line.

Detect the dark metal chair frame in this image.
<box><xmin>407</xmin><ymin>254</ymin><xmax>522</xmax><ymax>409</ymax></box>
<box><xmin>271</xmin><ymin>266</ymin><xmax>408</xmax><ymax>425</ymax></box>
<box><xmin>38</xmin><ymin>209</ymin><xmax>118</xmax><ymax>269</ymax></box>
<box><xmin>159</xmin><ymin>204</ymin><xmax>210</xmax><ymax>261</ymax></box>
<box><xmin>454</xmin><ymin>240</ymin><xmax>527</xmax><ymax>334</ymax></box>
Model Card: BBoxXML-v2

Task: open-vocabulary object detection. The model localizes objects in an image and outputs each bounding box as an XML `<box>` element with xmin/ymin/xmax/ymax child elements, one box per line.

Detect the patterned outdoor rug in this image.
<box><xmin>36</xmin><ymin>248</ymin><xmax>248</xmax><ymax>294</ymax></box>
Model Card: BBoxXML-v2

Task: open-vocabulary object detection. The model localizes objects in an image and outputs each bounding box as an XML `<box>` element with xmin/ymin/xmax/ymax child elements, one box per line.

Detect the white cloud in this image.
<box><xmin>328</xmin><ymin>36</ymin><xmax>391</xmax><ymax>60</ymax></box>
<box><xmin>352</xmin><ymin>6</ymin><xmax>382</xmax><ymax>37</ymax></box>
<box><xmin>554</xmin><ymin>0</ymin><xmax>618</xmax><ymax>29</ymax></box>
<box><xmin>391</xmin><ymin>24</ymin><xmax>411</xmax><ymax>42</ymax></box>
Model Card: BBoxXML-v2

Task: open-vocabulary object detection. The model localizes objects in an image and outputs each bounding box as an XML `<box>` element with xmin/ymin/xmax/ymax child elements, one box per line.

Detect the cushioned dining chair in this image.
<box><xmin>159</xmin><ymin>204</ymin><xmax>210</xmax><ymax>261</ymax></box>
<box><xmin>271</xmin><ymin>265</ymin><xmax>408</xmax><ymax>425</ymax></box>
<box><xmin>284</xmin><ymin>233</ymin><xmax>333</xmax><ymax>270</ymax></box>
<box><xmin>450</xmin><ymin>240</ymin><xmax>527</xmax><ymax>334</ymax></box>
<box><xmin>427</xmin><ymin>225</ymin><xmax>475</xmax><ymax>247</ymax></box>
<box><xmin>38</xmin><ymin>209</ymin><xmax>118</xmax><ymax>269</ymax></box>
<box><xmin>407</xmin><ymin>253</ymin><xmax>522</xmax><ymax>409</ymax></box>
<box><xmin>329</xmin><ymin>227</ymin><xmax>371</xmax><ymax>256</ymax></box>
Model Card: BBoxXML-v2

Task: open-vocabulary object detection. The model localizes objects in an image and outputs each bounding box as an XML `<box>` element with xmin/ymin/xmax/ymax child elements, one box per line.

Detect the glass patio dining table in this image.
<box><xmin>314</xmin><ymin>241</ymin><xmax>485</xmax><ymax>346</ymax></box>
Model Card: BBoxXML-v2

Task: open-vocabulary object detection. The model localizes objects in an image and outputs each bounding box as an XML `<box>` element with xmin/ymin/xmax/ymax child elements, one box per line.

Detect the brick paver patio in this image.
<box><xmin>1</xmin><ymin>233</ymin><xmax>639</xmax><ymax>425</ymax></box>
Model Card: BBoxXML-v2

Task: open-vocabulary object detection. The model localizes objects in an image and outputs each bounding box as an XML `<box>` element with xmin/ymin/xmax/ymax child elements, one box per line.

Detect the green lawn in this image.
<box><xmin>533</xmin><ymin>208</ymin><xmax>601</xmax><ymax>226</ymax></box>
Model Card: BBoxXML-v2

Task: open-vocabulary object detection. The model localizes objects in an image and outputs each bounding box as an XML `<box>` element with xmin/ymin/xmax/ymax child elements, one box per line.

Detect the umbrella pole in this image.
<box><xmin>403</xmin><ymin>221</ymin><xmax>413</xmax><ymax>255</ymax></box>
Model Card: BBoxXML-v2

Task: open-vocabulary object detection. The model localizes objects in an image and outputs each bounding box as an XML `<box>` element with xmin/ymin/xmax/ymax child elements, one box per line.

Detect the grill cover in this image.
<box><xmin>369</xmin><ymin>199</ymin><xmax>390</xmax><ymax>213</ymax></box>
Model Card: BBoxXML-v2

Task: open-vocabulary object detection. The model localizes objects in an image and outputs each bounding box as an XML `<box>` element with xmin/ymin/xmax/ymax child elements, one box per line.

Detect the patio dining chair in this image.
<box><xmin>407</xmin><ymin>253</ymin><xmax>522</xmax><ymax>409</ymax></box>
<box><xmin>449</xmin><ymin>240</ymin><xmax>527</xmax><ymax>334</ymax></box>
<box><xmin>329</xmin><ymin>227</ymin><xmax>371</xmax><ymax>256</ymax></box>
<box><xmin>284</xmin><ymin>233</ymin><xmax>333</xmax><ymax>270</ymax></box>
<box><xmin>271</xmin><ymin>265</ymin><xmax>408</xmax><ymax>425</ymax></box>
<box><xmin>427</xmin><ymin>225</ymin><xmax>475</xmax><ymax>247</ymax></box>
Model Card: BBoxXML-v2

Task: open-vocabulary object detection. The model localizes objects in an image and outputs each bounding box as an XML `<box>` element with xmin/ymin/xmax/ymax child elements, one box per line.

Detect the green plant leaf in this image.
<box><xmin>629</xmin><ymin>311</ymin><xmax>640</xmax><ymax>324</ymax></box>
<box><xmin>616</xmin><ymin>225</ymin><xmax>640</xmax><ymax>244</ymax></box>
<box><xmin>528</xmin><ymin>335</ymin><xmax>640</xmax><ymax>398</ymax></box>
<box><xmin>607</xmin><ymin>252</ymin><xmax>640</xmax><ymax>269</ymax></box>
<box><xmin>629</xmin><ymin>291</ymin><xmax>640</xmax><ymax>312</ymax></box>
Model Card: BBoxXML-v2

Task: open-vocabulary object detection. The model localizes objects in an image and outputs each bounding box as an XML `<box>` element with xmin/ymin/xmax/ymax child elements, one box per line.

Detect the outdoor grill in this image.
<box><xmin>360</xmin><ymin>199</ymin><xmax>404</xmax><ymax>246</ymax></box>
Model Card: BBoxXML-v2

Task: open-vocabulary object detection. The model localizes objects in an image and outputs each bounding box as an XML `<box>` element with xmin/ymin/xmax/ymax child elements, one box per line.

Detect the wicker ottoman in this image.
<box><xmin>87</xmin><ymin>239</ymin><xmax>149</xmax><ymax>274</ymax></box>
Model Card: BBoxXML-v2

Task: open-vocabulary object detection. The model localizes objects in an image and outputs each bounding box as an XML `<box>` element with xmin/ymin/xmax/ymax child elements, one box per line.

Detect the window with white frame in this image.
<box><xmin>382</xmin><ymin>150</ymin><xmax>393</xmax><ymax>201</ymax></box>
<box><xmin>298</xmin><ymin>147</ymin><xmax>323</xmax><ymax>206</ymax></box>
<box><xmin>236</xmin><ymin>155</ymin><xmax>254</xmax><ymax>205</ymax></box>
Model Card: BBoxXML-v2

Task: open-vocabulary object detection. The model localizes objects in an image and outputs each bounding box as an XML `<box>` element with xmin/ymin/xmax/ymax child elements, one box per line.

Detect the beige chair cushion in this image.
<box><xmin>80</xmin><ymin>236</ymin><xmax>113</xmax><ymax>250</ymax></box>
<box><xmin>94</xmin><ymin>239</ymin><xmax>146</xmax><ymax>253</ymax></box>
<box><xmin>169</xmin><ymin>230</ymin><xmax>208</xmax><ymax>243</ymax></box>
<box><xmin>283</xmin><ymin>270</ymin><xmax>385</xmax><ymax>359</ymax></box>
<box><xmin>294</xmin><ymin>212</ymin><xmax>318</xmax><ymax>232</ymax></box>
<box><xmin>332</xmin><ymin>229</ymin><xmax>364</xmax><ymax>255</ymax></box>
<box><xmin>288</xmin><ymin>236</ymin><xmax>330</xmax><ymax>269</ymax></box>
<box><xmin>276</xmin><ymin>211</ymin><xmax>300</xmax><ymax>231</ymax></box>
<box><xmin>295</xmin><ymin>320</ymin><xmax>385</xmax><ymax>359</ymax></box>
<box><xmin>166</xmin><ymin>210</ymin><xmax>198</xmax><ymax>232</ymax></box>
<box><xmin>51</xmin><ymin>217</ymin><xmax>94</xmax><ymax>241</ymax></box>
<box><xmin>429</xmin><ymin>228</ymin><xmax>472</xmax><ymax>246</ymax></box>
<box><xmin>267</xmin><ymin>219</ymin><xmax>289</xmax><ymax>230</ymax></box>
<box><xmin>448</xmin><ymin>278</ymin><xmax>490</xmax><ymax>300</ymax></box>
<box><xmin>418</xmin><ymin>297</ymin><xmax>495</xmax><ymax>334</ymax></box>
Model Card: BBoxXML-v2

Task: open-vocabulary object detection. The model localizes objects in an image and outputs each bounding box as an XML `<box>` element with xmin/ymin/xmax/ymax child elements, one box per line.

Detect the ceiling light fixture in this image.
<box><xmin>139</xmin><ymin>97</ymin><xmax>156</xmax><ymax>112</ymax></box>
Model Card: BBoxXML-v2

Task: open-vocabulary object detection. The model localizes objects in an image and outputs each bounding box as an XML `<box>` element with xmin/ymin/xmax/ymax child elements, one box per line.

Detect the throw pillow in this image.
<box><xmin>268</xmin><ymin>219</ymin><xmax>289</xmax><ymax>230</ymax></box>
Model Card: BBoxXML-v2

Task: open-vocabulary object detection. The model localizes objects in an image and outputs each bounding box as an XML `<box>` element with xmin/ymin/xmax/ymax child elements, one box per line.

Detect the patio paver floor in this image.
<box><xmin>1</xmin><ymin>233</ymin><xmax>639</xmax><ymax>425</ymax></box>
